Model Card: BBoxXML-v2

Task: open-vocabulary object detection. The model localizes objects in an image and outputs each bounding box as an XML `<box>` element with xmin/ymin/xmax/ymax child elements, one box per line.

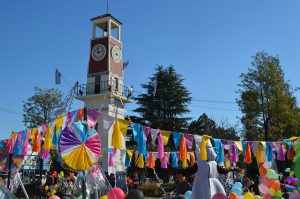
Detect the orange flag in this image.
<box><xmin>244</xmin><ymin>143</ymin><xmax>252</xmax><ymax>164</ymax></box>
<box><xmin>179</xmin><ymin>136</ymin><xmax>187</xmax><ymax>161</ymax></box>
<box><xmin>146</xmin><ymin>153</ymin><xmax>156</xmax><ymax>168</ymax></box>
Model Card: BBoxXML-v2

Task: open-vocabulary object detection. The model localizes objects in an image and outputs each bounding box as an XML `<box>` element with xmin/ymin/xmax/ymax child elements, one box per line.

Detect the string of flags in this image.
<box><xmin>0</xmin><ymin>107</ymin><xmax>299</xmax><ymax>172</ymax></box>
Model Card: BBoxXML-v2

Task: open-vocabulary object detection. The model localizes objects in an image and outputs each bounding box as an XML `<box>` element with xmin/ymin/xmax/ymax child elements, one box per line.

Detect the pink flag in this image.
<box><xmin>157</xmin><ymin>132</ymin><xmax>164</xmax><ymax>159</ymax></box>
<box><xmin>67</xmin><ymin>111</ymin><xmax>74</xmax><ymax>126</ymax></box>
<box><xmin>87</xmin><ymin>109</ymin><xmax>101</xmax><ymax>128</ymax></box>
<box><xmin>143</xmin><ymin>126</ymin><xmax>151</xmax><ymax>141</ymax></box>
<box><xmin>161</xmin><ymin>154</ymin><xmax>168</xmax><ymax>168</ymax></box>
<box><xmin>184</xmin><ymin>134</ymin><xmax>194</xmax><ymax>150</ymax></box>
<box><xmin>277</xmin><ymin>143</ymin><xmax>285</xmax><ymax>161</ymax></box>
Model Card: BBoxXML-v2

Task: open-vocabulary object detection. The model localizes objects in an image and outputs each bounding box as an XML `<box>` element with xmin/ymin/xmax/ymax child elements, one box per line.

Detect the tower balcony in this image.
<box><xmin>75</xmin><ymin>80</ymin><xmax>133</xmax><ymax>103</ymax></box>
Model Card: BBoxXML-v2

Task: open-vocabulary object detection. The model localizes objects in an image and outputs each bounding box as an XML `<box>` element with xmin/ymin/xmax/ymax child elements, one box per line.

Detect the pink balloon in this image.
<box><xmin>261</xmin><ymin>176</ymin><xmax>271</xmax><ymax>187</ymax></box>
<box><xmin>264</xmin><ymin>194</ymin><xmax>273</xmax><ymax>199</ymax></box>
<box><xmin>108</xmin><ymin>187</ymin><xmax>125</xmax><ymax>199</ymax></box>
<box><xmin>212</xmin><ymin>193</ymin><xmax>227</xmax><ymax>199</ymax></box>
<box><xmin>258</xmin><ymin>183</ymin><xmax>269</xmax><ymax>195</ymax></box>
<box><xmin>49</xmin><ymin>196</ymin><xmax>60</xmax><ymax>199</ymax></box>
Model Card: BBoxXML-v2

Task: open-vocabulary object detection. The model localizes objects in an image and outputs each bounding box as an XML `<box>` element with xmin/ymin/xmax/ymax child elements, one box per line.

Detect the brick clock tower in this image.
<box><xmin>76</xmin><ymin>14</ymin><xmax>132</xmax><ymax>173</ymax></box>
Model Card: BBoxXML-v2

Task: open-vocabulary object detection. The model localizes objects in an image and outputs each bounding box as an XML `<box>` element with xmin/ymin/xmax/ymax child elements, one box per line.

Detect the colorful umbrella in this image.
<box><xmin>59</xmin><ymin>122</ymin><xmax>101</xmax><ymax>171</ymax></box>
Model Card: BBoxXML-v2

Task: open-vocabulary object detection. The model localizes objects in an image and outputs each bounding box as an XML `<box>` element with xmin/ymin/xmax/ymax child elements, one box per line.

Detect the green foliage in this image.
<box><xmin>133</xmin><ymin>65</ymin><xmax>191</xmax><ymax>131</ymax></box>
<box><xmin>237</xmin><ymin>51</ymin><xmax>300</xmax><ymax>140</ymax></box>
<box><xmin>188</xmin><ymin>113</ymin><xmax>240</xmax><ymax>140</ymax></box>
<box><xmin>22</xmin><ymin>87</ymin><xmax>65</xmax><ymax>128</ymax></box>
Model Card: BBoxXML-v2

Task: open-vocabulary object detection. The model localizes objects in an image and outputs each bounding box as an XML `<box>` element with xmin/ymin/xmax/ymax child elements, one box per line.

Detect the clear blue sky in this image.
<box><xmin>1</xmin><ymin>0</ymin><xmax>300</xmax><ymax>139</ymax></box>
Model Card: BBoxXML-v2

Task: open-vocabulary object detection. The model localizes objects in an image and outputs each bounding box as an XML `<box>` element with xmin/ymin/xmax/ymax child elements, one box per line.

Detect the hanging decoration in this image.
<box><xmin>59</xmin><ymin>122</ymin><xmax>101</xmax><ymax>171</ymax></box>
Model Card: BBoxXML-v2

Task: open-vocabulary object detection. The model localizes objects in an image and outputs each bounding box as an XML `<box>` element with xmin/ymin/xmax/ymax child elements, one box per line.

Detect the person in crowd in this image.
<box><xmin>174</xmin><ymin>174</ymin><xmax>192</xmax><ymax>195</ymax></box>
<box><xmin>133</xmin><ymin>173</ymin><xmax>140</xmax><ymax>189</ymax></box>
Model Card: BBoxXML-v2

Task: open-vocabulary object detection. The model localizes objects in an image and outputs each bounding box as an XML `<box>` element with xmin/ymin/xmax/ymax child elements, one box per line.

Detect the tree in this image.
<box><xmin>133</xmin><ymin>65</ymin><xmax>191</xmax><ymax>131</ymax></box>
<box><xmin>23</xmin><ymin>87</ymin><xmax>65</xmax><ymax>128</ymax></box>
<box><xmin>188</xmin><ymin>113</ymin><xmax>216</xmax><ymax>135</ymax></box>
<box><xmin>237</xmin><ymin>51</ymin><xmax>300</xmax><ymax>141</ymax></box>
<box><xmin>188</xmin><ymin>113</ymin><xmax>240</xmax><ymax>140</ymax></box>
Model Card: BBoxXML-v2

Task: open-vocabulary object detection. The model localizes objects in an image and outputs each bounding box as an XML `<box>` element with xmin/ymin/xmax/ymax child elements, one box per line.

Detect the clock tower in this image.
<box><xmin>76</xmin><ymin>14</ymin><xmax>132</xmax><ymax>173</ymax></box>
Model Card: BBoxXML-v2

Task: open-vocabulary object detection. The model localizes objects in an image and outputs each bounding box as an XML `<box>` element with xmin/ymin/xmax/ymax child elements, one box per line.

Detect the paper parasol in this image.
<box><xmin>59</xmin><ymin>122</ymin><xmax>101</xmax><ymax>171</ymax></box>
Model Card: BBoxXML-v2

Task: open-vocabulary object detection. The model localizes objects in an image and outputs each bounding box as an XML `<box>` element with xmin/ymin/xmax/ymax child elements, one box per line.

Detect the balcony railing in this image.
<box><xmin>76</xmin><ymin>80</ymin><xmax>133</xmax><ymax>100</ymax></box>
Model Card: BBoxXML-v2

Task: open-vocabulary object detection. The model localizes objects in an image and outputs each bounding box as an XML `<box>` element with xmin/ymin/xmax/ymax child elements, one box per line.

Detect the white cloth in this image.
<box><xmin>192</xmin><ymin>142</ymin><xmax>226</xmax><ymax>199</ymax></box>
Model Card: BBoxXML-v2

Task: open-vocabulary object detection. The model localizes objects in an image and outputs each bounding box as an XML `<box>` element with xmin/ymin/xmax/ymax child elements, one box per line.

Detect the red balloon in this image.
<box><xmin>259</xmin><ymin>166</ymin><xmax>267</xmax><ymax>176</ymax></box>
<box><xmin>212</xmin><ymin>193</ymin><xmax>227</xmax><ymax>199</ymax></box>
<box><xmin>229</xmin><ymin>192</ymin><xmax>237</xmax><ymax>199</ymax></box>
<box><xmin>270</xmin><ymin>180</ymin><xmax>280</xmax><ymax>191</ymax></box>
<box><xmin>108</xmin><ymin>187</ymin><xmax>126</xmax><ymax>199</ymax></box>
<box><xmin>262</xmin><ymin>176</ymin><xmax>272</xmax><ymax>187</ymax></box>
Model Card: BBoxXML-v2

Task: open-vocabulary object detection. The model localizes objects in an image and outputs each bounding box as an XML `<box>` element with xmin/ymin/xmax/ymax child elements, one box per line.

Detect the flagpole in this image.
<box><xmin>106</xmin><ymin>0</ymin><xmax>109</xmax><ymax>14</ymax></box>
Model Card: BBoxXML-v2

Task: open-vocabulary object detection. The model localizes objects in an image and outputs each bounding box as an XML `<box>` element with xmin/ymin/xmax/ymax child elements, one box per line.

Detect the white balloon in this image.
<box><xmin>263</xmin><ymin>161</ymin><xmax>272</xmax><ymax>169</ymax></box>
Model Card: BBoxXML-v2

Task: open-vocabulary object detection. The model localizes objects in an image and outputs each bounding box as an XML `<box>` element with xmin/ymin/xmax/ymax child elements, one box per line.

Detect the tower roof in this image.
<box><xmin>90</xmin><ymin>14</ymin><xmax>122</xmax><ymax>25</ymax></box>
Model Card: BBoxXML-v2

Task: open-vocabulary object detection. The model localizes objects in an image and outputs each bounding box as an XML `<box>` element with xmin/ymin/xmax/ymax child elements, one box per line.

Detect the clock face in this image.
<box><xmin>92</xmin><ymin>44</ymin><xmax>106</xmax><ymax>61</ymax></box>
<box><xmin>111</xmin><ymin>46</ymin><xmax>122</xmax><ymax>63</ymax></box>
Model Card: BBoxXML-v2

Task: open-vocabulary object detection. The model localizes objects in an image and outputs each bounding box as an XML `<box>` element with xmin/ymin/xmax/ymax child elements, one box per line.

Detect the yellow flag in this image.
<box><xmin>43</xmin><ymin>124</ymin><xmax>52</xmax><ymax>150</ymax></box>
<box><xmin>136</xmin><ymin>154</ymin><xmax>144</xmax><ymax>168</ymax></box>
<box><xmin>111</xmin><ymin>120</ymin><xmax>122</xmax><ymax>149</ymax></box>
<box><xmin>200</xmin><ymin>135</ymin><xmax>210</xmax><ymax>160</ymax></box>
<box><xmin>160</xmin><ymin>130</ymin><xmax>171</xmax><ymax>145</ymax></box>
<box><xmin>256</xmin><ymin>141</ymin><xmax>266</xmax><ymax>163</ymax></box>
<box><xmin>118</xmin><ymin>119</ymin><xmax>130</xmax><ymax>136</ymax></box>
<box><xmin>55</xmin><ymin>116</ymin><xmax>64</xmax><ymax>134</ymax></box>
<box><xmin>127</xmin><ymin>150</ymin><xmax>134</xmax><ymax>160</ymax></box>
<box><xmin>234</xmin><ymin>141</ymin><xmax>243</xmax><ymax>152</ymax></box>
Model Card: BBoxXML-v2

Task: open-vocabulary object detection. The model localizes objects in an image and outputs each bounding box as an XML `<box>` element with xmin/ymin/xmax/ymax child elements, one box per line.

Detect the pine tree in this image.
<box><xmin>133</xmin><ymin>65</ymin><xmax>191</xmax><ymax>131</ymax></box>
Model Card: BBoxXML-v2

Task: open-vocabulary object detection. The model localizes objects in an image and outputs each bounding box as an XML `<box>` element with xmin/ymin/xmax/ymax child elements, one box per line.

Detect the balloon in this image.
<box><xmin>268</xmin><ymin>188</ymin><xmax>275</xmax><ymax>196</ymax></box>
<box><xmin>262</xmin><ymin>176</ymin><xmax>272</xmax><ymax>187</ymax></box>
<box><xmin>274</xmin><ymin>190</ymin><xmax>283</xmax><ymax>197</ymax></box>
<box><xmin>59</xmin><ymin>171</ymin><xmax>64</xmax><ymax>178</ymax></box>
<box><xmin>52</xmin><ymin>171</ymin><xmax>58</xmax><ymax>177</ymax></box>
<box><xmin>100</xmin><ymin>196</ymin><xmax>108</xmax><ymax>199</ymax></box>
<box><xmin>270</xmin><ymin>180</ymin><xmax>280</xmax><ymax>191</ymax></box>
<box><xmin>229</xmin><ymin>192</ymin><xmax>237</xmax><ymax>199</ymax></box>
<box><xmin>45</xmin><ymin>185</ymin><xmax>49</xmax><ymax>190</ymax></box>
<box><xmin>184</xmin><ymin>191</ymin><xmax>192</xmax><ymax>199</ymax></box>
<box><xmin>107</xmin><ymin>187</ymin><xmax>125</xmax><ymax>199</ymax></box>
<box><xmin>233</xmin><ymin>182</ymin><xmax>243</xmax><ymax>189</ymax></box>
<box><xmin>285</xmin><ymin>168</ymin><xmax>291</xmax><ymax>173</ymax></box>
<box><xmin>285</xmin><ymin>184</ymin><xmax>297</xmax><ymax>192</ymax></box>
<box><xmin>286</xmin><ymin>176</ymin><xmax>298</xmax><ymax>186</ymax></box>
<box><xmin>127</xmin><ymin>190</ymin><xmax>145</xmax><ymax>199</ymax></box>
<box><xmin>263</xmin><ymin>195</ymin><xmax>273</xmax><ymax>199</ymax></box>
<box><xmin>212</xmin><ymin>193</ymin><xmax>227</xmax><ymax>199</ymax></box>
<box><xmin>263</xmin><ymin>162</ymin><xmax>272</xmax><ymax>169</ymax></box>
<box><xmin>232</xmin><ymin>187</ymin><xmax>243</xmax><ymax>196</ymax></box>
<box><xmin>259</xmin><ymin>166</ymin><xmax>267</xmax><ymax>176</ymax></box>
<box><xmin>49</xmin><ymin>195</ymin><xmax>60</xmax><ymax>199</ymax></box>
<box><xmin>266</xmin><ymin>169</ymin><xmax>278</xmax><ymax>180</ymax></box>
<box><xmin>244</xmin><ymin>192</ymin><xmax>254</xmax><ymax>199</ymax></box>
<box><xmin>258</xmin><ymin>183</ymin><xmax>268</xmax><ymax>195</ymax></box>
<box><xmin>288</xmin><ymin>191</ymin><xmax>300</xmax><ymax>199</ymax></box>
<box><xmin>254</xmin><ymin>196</ymin><xmax>261</xmax><ymax>199</ymax></box>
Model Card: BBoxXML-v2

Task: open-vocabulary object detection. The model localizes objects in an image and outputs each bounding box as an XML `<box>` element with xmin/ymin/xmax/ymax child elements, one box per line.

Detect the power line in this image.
<box><xmin>189</xmin><ymin>104</ymin><xmax>239</xmax><ymax>112</ymax></box>
<box><xmin>0</xmin><ymin>108</ymin><xmax>23</xmax><ymax>116</ymax></box>
<box><xmin>192</xmin><ymin>98</ymin><xmax>236</xmax><ymax>104</ymax></box>
<box><xmin>131</xmin><ymin>88</ymin><xmax>236</xmax><ymax>105</ymax></box>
